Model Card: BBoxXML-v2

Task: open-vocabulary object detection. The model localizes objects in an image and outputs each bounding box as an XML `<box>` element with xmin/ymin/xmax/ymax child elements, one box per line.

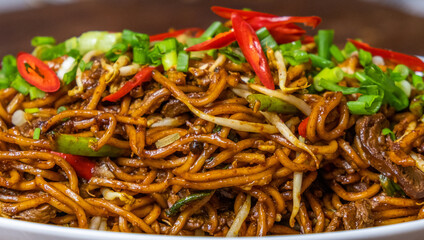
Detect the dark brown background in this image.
<box><xmin>0</xmin><ymin>0</ymin><xmax>423</xmax><ymax>57</ymax></box>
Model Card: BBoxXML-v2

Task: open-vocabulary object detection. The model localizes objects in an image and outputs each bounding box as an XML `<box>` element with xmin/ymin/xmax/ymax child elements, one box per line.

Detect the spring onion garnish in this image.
<box><xmin>176</xmin><ymin>51</ymin><xmax>189</xmax><ymax>72</ymax></box>
<box><xmin>201</xmin><ymin>21</ymin><xmax>225</xmax><ymax>38</ymax></box>
<box><xmin>256</xmin><ymin>27</ymin><xmax>278</xmax><ymax>51</ymax></box>
<box><xmin>133</xmin><ymin>47</ymin><xmax>149</xmax><ymax>64</ymax></box>
<box><xmin>279</xmin><ymin>40</ymin><xmax>309</xmax><ymax>66</ymax></box>
<box><xmin>122</xmin><ymin>29</ymin><xmax>149</xmax><ymax>48</ymax></box>
<box><xmin>33</xmin><ymin>128</ymin><xmax>41</xmax><ymax>140</ymax></box>
<box><xmin>10</xmin><ymin>75</ymin><xmax>32</xmax><ymax>95</ymax></box>
<box><xmin>409</xmin><ymin>96</ymin><xmax>424</xmax><ymax>116</ymax></box>
<box><xmin>105</xmin><ymin>43</ymin><xmax>128</xmax><ymax>61</ymax></box>
<box><xmin>155</xmin><ymin>133</ymin><xmax>181</xmax><ymax>148</ymax></box>
<box><xmin>358</xmin><ymin>49</ymin><xmax>372</xmax><ymax>67</ymax></box>
<box><xmin>316</xmin><ymin>29</ymin><xmax>334</xmax><ymax>60</ymax></box>
<box><xmin>382</xmin><ymin>128</ymin><xmax>396</xmax><ymax>141</ymax></box>
<box><xmin>412</xmin><ymin>74</ymin><xmax>424</xmax><ymax>91</ymax></box>
<box><xmin>313</xmin><ymin>67</ymin><xmax>344</xmax><ymax>91</ymax></box>
<box><xmin>31</xmin><ymin>36</ymin><xmax>56</xmax><ymax>47</ymax></box>
<box><xmin>156</xmin><ymin>38</ymin><xmax>178</xmax><ymax>71</ymax></box>
<box><xmin>166</xmin><ymin>191</ymin><xmax>212</xmax><ymax>217</ymax></box>
<box><xmin>392</xmin><ymin>64</ymin><xmax>410</xmax><ymax>81</ymax></box>
<box><xmin>247</xmin><ymin>94</ymin><xmax>298</xmax><ymax>113</ymax></box>
<box><xmin>379</xmin><ymin>175</ymin><xmax>405</xmax><ymax>197</ymax></box>
<box><xmin>342</xmin><ymin>41</ymin><xmax>357</xmax><ymax>58</ymax></box>
<box><xmin>308</xmin><ymin>54</ymin><xmax>335</xmax><ymax>68</ymax></box>
<box><xmin>329</xmin><ymin>44</ymin><xmax>345</xmax><ymax>63</ymax></box>
<box><xmin>24</xmin><ymin>108</ymin><xmax>40</xmax><ymax>114</ymax></box>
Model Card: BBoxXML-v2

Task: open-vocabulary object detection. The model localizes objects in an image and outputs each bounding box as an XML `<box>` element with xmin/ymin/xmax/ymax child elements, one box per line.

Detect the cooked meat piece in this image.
<box><xmin>161</xmin><ymin>99</ymin><xmax>190</xmax><ymax>117</ymax></box>
<box><xmin>338</xmin><ymin>199</ymin><xmax>374</xmax><ymax>230</ymax></box>
<box><xmin>13</xmin><ymin>204</ymin><xmax>56</xmax><ymax>223</ymax></box>
<box><xmin>356</xmin><ymin>114</ymin><xmax>424</xmax><ymax>199</ymax></box>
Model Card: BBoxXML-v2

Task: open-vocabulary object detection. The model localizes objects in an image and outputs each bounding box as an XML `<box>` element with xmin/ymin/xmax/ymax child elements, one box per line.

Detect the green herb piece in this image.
<box><xmin>412</xmin><ymin>74</ymin><xmax>424</xmax><ymax>91</ymax></box>
<box><xmin>165</xmin><ymin>192</ymin><xmax>212</xmax><ymax>216</ymax></box>
<box><xmin>329</xmin><ymin>44</ymin><xmax>345</xmax><ymax>63</ymax></box>
<box><xmin>246</xmin><ymin>94</ymin><xmax>298</xmax><ymax>114</ymax></box>
<box><xmin>379</xmin><ymin>175</ymin><xmax>405</xmax><ymax>197</ymax></box>
<box><xmin>382</xmin><ymin>128</ymin><xmax>396</xmax><ymax>141</ymax></box>
<box><xmin>29</xmin><ymin>87</ymin><xmax>45</xmax><ymax>100</ymax></box>
<box><xmin>31</xmin><ymin>36</ymin><xmax>56</xmax><ymax>47</ymax></box>
<box><xmin>358</xmin><ymin>49</ymin><xmax>372</xmax><ymax>67</ymax></box>
<box><xmin>33</xmin><ymin>128</ymin><xmax>41</xmax><ymax>140</ymax></box>
<box><xmin>316</xmin><ymin>29</ymin><xmax>334</xmax><ymax>60</ymax></box>
<box><xmin>309</xmin><ymin>54</ymin><xmax>335</xmax><ymax>69</ymax></box>
<box><xmin>24</xmin><ymin>108</ymin><xmax>40</xmax><ymax>113</ymax></box>
<box><xmin>105</xmin><ymin>42</ymin><xmax>128</xmax><ymax>61</ymax></box>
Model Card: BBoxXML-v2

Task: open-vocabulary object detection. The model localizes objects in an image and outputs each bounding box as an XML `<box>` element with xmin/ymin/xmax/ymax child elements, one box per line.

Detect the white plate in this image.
<box><xmin>0</xmin><ymin>217</ymin><xmax>424</xmax><ymax>240</ymax></box>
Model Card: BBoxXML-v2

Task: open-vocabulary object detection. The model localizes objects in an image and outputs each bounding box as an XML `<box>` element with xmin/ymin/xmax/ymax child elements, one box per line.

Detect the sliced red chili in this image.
<box><xmin>268</xmin><ymin>25</ymin><xmax>306</xmax><ymax>44</ymax></box>
<box><xmin>150</xmin><ymin>28</ymin><xmax>204</xmax><ymax>42</ymax></box>
<box><xmin>51</xmin><ymin>151</ymin><xmax>96</xmax><ymax>180</ymax></box>
<box><xmin>247</xmin><ymin>16</ymin><xmax>322</xmax><ymax>30</ymax></box>
<box><xmin>211</xmin><ymin>6</ymin><xmax>276</xmax><ymax>19</ymax></box>
<box><xmin>298</xmin><ymin>116</ymin><xmax>309</xmax><ymax>138</ymax></box>
<box><xmin>16</xmin><ymin>52</ymin><xmax>60</xmax><ymax>92</ymax></box>
<box><xmin>348</xmin><ymin>39</ymin><xmax>424</xmax><ymax>71</ymax></box>
<box><xmin>185</xmin><ymin>30</ymin><xmax>236</xmax><ymax>52</ymax></box>
<box><xmin>231</xmin><ymin>13</ymin><xmax>275</xmax><ymax>90</ymax></box>
<box><xmin>102</xmin><ymin>66</ymin><xmax>156</xmax><ymax>102</ymax></box>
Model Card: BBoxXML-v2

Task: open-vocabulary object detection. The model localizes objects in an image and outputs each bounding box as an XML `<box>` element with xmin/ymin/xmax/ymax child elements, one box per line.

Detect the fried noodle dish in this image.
<box><xmin>1</xmin><ymin>6</ymin><xmax>424</xmax><ymax>237</ymax></box>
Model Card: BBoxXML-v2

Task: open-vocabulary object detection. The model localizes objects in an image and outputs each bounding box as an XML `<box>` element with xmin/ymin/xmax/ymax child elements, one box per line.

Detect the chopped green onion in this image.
<box><xmin>63</xmin><ymin>62</ymin><xmax>79</xmax><ymax>85</ymax></box>
<box><xmin>165</xmin><ymin>191</ymin><xmax>212</xmax><ymax>217</ymax></box>
<box><xmin>38</xmin><ymin>42</ymin><xmax>67</xmax><ymax>61</ymax></box>
<box><xmin>31</xmin><ymin>36</ymin><xmax>56</xmax><ymax>47</ymax></box>
<box><xmin>379</xmin><ymin>175</ymin><xmax>405</xmax><ymax>197</ymax></box>
<box><xmin>256</xmin><ymin>27</ymin><xmax>278</xmax><ymax>51</ymax></box>
<box><xmin>393</xmin><ymin>64</ymin><xmax>409</xmax><ymax>80</ymax></box>
<box><xmin>212</xmin><ymin>125</ymin><xmax>222</xmax><ymax>133</ymax></box>
<box><xmin>358</xmin><ymin>49</ymin><xmax>372</xmax><ymax>67</ymax></box>
<box><xmin>412</xmin><ymin>74</ymin><xmax>424</xmax><ymax>91</ymax></box>
<box><xmin>57</xmin><ymin>106</ymin><xmax>67</xmax><ymax>113</ymax></box>
<box><xmin>308</xmin><ymin>54</ymin><xmax>335</xmax><ymax>69</ymax></box>
<box><xmin>313</xmin><ymin>67</ymin><xmax>344</xmax><ymax>91</ymax></box>
<box><xmin>280</xmin><ymin>40</ymin><xmax>301</xmax><ymax>52</ymax></box>
<box><xmin>10</xmin><ymin>75</ymin><xmax>31</xmax><ymax>95</ymax></box>
<box><xmin>156</xmin><ymin>38</ymin><xmax>178</xmax><ymax>70</ymax></box>
<box><xmin>105</xmin><ymin>43</ymin><xmax>128</xmax><ymax>61</ymax></box>
<box><xmin>342</xmin><ymin>41</ymin><xmax>357</xmax><ymax>58</ymax></box>
<box><xmin>0</xmin><ymin>75</ymin><xmax>9</xmax><ymax>89</ymax></box>
<box><xmin>382</xmin><ymin>128</ymin><xmax>396</xmax><ymax>141</ymax></box>
<box><xmin>77</xmin><ymin>31</ymin><xmax>122</xmax><ymax>54</ymax></box>
<box><xmin>122</xmin><ymin>29</ymin><xmax>149</xmax><ymax>49</ymax></box>
<box><xmin>329</xmin><ymin>44</ymin><xmax>345</xmax><ymax>63</ymax></box>
<box><xmin>409</xmin><ymin>96</ymin><xmax>424</xmax><ymax>116</ymax></box>
<box><xmin>176</xmin><ymin>51</ymin><xmax>189</xmax><ymax>72</ymax></box>
<box><xmin>284</xmin><ymin>49</ymin><xmax>309</xmax><ymax>66</ymax></box>
<box><xmin>29</xmin><ymin>87</ymin><xmax>45</xmax><ymax>100</ymax></box>
<box><xmin>201</xmin><ymin>21</ymin><xmax>224</xmax><ymax>38</ymax></box>
<box><xmin>218</xmin><ymin>47</ymin><xmax>246</xmax><ymax>64</ymax></box>
<box><xmin>1</xmin><ymin>55</ymin><xmax>17</xmax><ymax>78</ymax></box>
<box><xmin>395</xmin><ymin>80</ymin><xmax>412</xmax><ymax>97</ymax></box>
<box><xmin>24</xmin><ymin>108</ymin><xmax>40</xmax><ymax>113</ymax></box>
<box><xmin>148</xmin><ymin>45</ymin><xmax>162</xmax><ymax>66</ymax></box>
<box><xmin>33</xmin><ymin>128</ymin><xmax>41</xmax><ymax>140</ymax></box>
<box><xmin>347</xmin><ymin>94</ymin><xmax>383</xmax><ymax>115</ymax></box>
<box><xmin>316</xmin><ymin>29</ymin><xmax>334</xmax><ymax>60</ymax></box>
<box><xmin>78</xmin><ymin>60</ymin><xmax>93</xmax><ymax>72</ymax></box>
<box><xmin>133</xmin><ymin>47</ymin><xmax>149</xmax><ymax>64</ymax></box>
<box><xmin>246</xmin><ymin>94</ymin><xmax>298</xmax><ymax>114</ymax></box>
